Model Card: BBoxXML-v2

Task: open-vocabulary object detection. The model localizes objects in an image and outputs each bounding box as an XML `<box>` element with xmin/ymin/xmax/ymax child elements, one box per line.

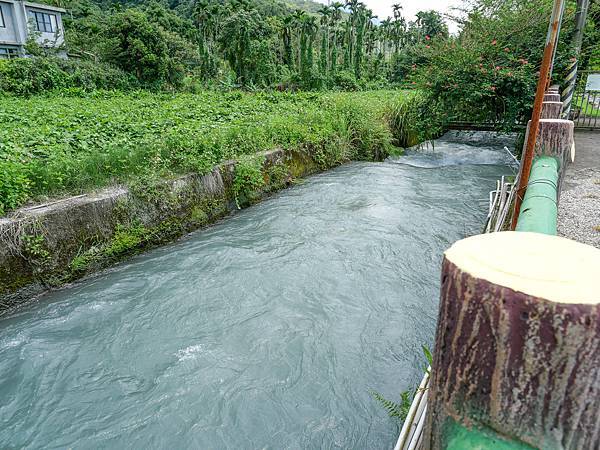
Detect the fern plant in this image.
<box><xmin>371</xmin><ymin>345</ymin><xmax>433</xmax><ymax>424</ymax></box>
<box><xmin>370</xmin><ymin>390</ymin><xmax>413</xmax><ymax>422</ymax></box>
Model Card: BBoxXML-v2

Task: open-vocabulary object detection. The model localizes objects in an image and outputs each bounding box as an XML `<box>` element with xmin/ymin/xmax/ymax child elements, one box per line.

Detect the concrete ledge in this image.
<box><xmin>0</xmin><ymin>148</ymin><xmax>321</xmax><ymax>311</ymax></box>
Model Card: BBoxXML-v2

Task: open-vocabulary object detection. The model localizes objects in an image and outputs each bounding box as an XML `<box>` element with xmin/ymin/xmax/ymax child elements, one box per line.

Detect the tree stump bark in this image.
<box><xmin>534</xmin><ymin>118</ymin><xmax>573</xmax><ymax>158</ymax></box>
<box><xmin>424</xmin><ymin>232</ymin><xmax>600</xmax><ymax>450</ymax></box>
<box><xmin>541</xmin><ymin>101</ymin><xmax>562</xmax><ymax>119</ymax></box>
<box><xmin>549</xmin><ymin>85</ymin><xmax>560</xmax><ymax>93</ymax></box>
<box><xmin>544</xmin><ymin>93</ymin><xmax>561</xmax><ymax>102</ymax></box>
<box><xmin>534</xmin><ymin>119</ymin><xmax>574</xmax><ymax>191</ymax></box>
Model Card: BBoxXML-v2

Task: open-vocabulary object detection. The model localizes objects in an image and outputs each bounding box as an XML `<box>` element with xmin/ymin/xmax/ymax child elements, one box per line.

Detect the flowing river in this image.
<box><xmin>0</xmin><ymin>133</ymin><xmax>514</xmax><ymax>449</ymax></box>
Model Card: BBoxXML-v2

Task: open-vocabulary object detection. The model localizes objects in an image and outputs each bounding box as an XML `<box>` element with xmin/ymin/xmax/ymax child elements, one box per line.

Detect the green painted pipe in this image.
<box><xmin>515</xmin><ymin>156</ymin><xmax>559</xmax><ymax>235</ymax></box>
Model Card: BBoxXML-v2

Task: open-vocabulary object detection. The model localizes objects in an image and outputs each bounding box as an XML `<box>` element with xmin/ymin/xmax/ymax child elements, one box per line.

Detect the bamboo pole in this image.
<box><xmin>511</xmin><ymin>0</ymin><xmax>565</xmax><ymax>230</ymax></box>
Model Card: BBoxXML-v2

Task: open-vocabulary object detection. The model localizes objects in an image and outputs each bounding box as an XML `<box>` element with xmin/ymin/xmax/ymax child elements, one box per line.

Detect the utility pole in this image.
<box><xmin>561</xmin><ymin>0</ymin><xmax>590</xmax><ymax>117</ymax></box>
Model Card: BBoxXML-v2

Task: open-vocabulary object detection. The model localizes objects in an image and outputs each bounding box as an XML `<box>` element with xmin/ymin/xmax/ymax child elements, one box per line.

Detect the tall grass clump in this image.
<box><xmin>385</xmin><ymin>91</ymin><xmax>444</xmax><ymax>148</ymax></box>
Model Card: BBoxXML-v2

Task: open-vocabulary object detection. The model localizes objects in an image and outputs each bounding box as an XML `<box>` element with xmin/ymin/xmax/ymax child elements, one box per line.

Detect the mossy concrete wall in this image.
<box><xmin>0</xmin><ymin>148</ymin><xmax>322</xmax><ymax>312</ymax></box>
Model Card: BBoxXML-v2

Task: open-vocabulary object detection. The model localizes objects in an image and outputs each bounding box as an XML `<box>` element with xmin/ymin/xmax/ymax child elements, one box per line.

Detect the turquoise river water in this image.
<box><xmin>0</xmin><ymin>133</ymin><xmax>513</xmax><ymax>449</ymax></box>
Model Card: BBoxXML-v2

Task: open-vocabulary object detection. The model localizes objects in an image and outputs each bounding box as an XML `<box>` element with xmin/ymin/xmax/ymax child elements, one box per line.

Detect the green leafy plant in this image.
<box><xmin>0</xmin><ymin>160</ymin><xmax>31</xmax><ymax>215</ymax></box>
<box><xmin>22</xmin><ymin>234</ymin><xmax>51</xmax><ymax>271</ymax></box>
<box><xmin>104</xmin><ymin>222</ymin><xmax>148</xmax><ymax>257</ymax></box>
<box><xmin>371</xmin><ymin>390</ymin><xmax>413</xmax><ymax>422</ymax></box>
<box><xmin>233</xmin><ymin>156</ymin><xmax>265</xmax><ymax>208</ymax></box>
<box><xmin>0</xmin><ymin>57</ymin><xmax>138</xmax><ymax>95</ymax></box>
<box><xmin>372</xmin><ymin>345</ymin><xmax>433</xmax><ymax>424</ymax></box>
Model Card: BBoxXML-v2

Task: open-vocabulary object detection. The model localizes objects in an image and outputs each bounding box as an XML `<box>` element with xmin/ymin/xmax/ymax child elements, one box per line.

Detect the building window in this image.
<box><xmin>0</xmin><ymin>48</ymin><xmax>19</xmax><ymax>59</ymax></box>
<box><xmin>0</xmin><ymin>6</ymin><xmax>5</xmax><ymax>28</ymax></box>
<box><xmin>33</xmin><ymin>11</ymin><xmax>55</xmax><ymax>33</ymax></box>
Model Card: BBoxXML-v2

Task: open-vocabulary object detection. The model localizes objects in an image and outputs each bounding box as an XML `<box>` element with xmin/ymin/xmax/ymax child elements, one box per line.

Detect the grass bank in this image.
<box><xmin>0</xmin><ymin>89</ymin><xmax>429</xmax><ymax>215</ymax></box>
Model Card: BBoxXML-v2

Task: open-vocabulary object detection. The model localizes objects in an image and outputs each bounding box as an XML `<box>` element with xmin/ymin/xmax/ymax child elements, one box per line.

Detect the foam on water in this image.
<box><xmin>389</xmin><ymin>131</ymin><xmax>519</xmax><ymax>169</ymax></box>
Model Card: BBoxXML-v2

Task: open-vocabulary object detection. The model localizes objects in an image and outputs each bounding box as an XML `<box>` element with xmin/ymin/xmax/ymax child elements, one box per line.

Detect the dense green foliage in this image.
<box><xmin>0</xmin><ymin>57</ymin><xmax>138</xmax><ymax>95</ymax></box>
<box><xmin>406</xmin><ymin>0</ymin><xmax>598</xmax><ymax>130</ymax></box>
<box><xmin>581</xmin><ymin>0</ymin><xmax>600</xmax><ymax>70</ymax></box>
<box><xmin>0</xmin><ymin>90</ymin><xmax>429</xmax><ymax>214</ymax></box>
<box><xmin>16</xmin><ymin>0</ymin><xmax>448</xmax><ymax>91</ymax></box>
<box><xmin>3</xmin><ymin>0</ymin><xmax>595</xmax><ymax>123</ymax></box>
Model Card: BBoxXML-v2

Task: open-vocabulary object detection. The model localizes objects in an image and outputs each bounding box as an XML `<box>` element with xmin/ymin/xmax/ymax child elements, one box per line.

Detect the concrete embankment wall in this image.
<box><xmin>0</xmin><ymin>148</ymin><xmax>322</xmax><ymax>311</ymax></box>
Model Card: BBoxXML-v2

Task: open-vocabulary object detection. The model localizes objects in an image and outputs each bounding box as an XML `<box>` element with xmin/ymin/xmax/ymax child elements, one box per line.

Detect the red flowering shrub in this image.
<box><xmin>409</xmin><ymin>0</ymin><xmax>576</xmax><ymax>130</ymax></box>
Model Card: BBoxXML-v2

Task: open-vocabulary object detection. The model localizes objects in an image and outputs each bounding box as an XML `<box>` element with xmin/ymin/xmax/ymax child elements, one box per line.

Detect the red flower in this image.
<box><xmin>425</xmin><ymin>35</ymin><xmax>431</xmax><ymax>40</ymax></box>
<box><xmin>491</xmin><ymin>39</ymin><xmax>497</xmax><ymax>45</ymax></box>
<box><xmin>491</xmin><ymin>86</ymin><xmax>496</xmax><ymax>91</ymax></box>
<box><xmin>412</xmin><ymin>81</ymin><xmax>417</xmax><ymax>85</ymax></box>
<box><xmin>504</xmin><ymin>47</ymin><xmax>509</xmax><ymax>52</ymax></box>
<box><xmin>495</xmin><ymin>66</ymin><xmax>501</xmax><ymax>71</ymax></box>
<box><xmin>425</xmin><ymin>45</ymin><xmax>430</xmax><ymax>49</ymax></box>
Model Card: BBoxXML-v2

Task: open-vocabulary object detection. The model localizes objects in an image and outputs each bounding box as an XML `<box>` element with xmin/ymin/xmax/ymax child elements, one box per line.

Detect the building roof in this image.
<box><xmin>24</xmin><ymin>1</ymin><xmax>66</xmax><ymax>13</ymax></box>
<box><xmin>0</xmin><ymin>0</ymin><xmax>67</xmax><ymax>13</ymax></box>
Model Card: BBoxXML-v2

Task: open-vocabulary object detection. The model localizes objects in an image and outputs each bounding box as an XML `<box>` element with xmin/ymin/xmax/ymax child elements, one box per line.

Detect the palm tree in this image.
<box><xmin>364</xmin><ymin>9</ymin><xmax>377</xmax><ymax>56</ymax></box>
<box><xmin>380</xmin><ymin>17</ymin><xmax>391</xmax><ymax>58</ymax></box>
<box><xmin>292</xmin><ymin>9</ymin><xmax>307</xmax><ymax>70</ymax></box>
<box><xmin>392</xmin><ymin>3</ymin><xmax>402</xmax><ymax>21</ymax></box>
<box><xmin>353</xmin><ymin>4</ymin><xmax>368</xmax><ymax>78</ymax></box>
<box><xmin>282</xmin><ymin>15</ymin><xmax>295</xmax><ymax>69</ymax></box>
<box><xmin>329</xmin><ymin>2</ymin><xmax>344</xmax><ymax>73</ymax></box>
<box><xmin>344</xmin><ymin>0</ymin><xmax>361</xmax><ymax>68</ymax></box>
<box><xmin>302</xmin><ymin>15</ymin><xmax>318</xmax><ymax>80</ymax></box>
<box><xmin>317</xmin><ymin>6</ymin><xmax>332</xmax><ymax>75</ymax></box>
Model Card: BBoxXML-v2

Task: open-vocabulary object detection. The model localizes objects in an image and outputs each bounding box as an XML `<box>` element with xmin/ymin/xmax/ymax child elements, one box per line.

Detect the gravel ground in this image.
<box><xmin>557</xmin><ymin>131</ymin><xmax>600</xmax><ymax>248</ymax></box>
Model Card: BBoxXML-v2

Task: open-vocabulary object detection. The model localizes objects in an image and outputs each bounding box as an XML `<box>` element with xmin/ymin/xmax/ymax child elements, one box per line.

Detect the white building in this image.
<box><xmin>0</xmin><ymin>0</ymin><xmax>65</xmax><ymax>58</ymax></box>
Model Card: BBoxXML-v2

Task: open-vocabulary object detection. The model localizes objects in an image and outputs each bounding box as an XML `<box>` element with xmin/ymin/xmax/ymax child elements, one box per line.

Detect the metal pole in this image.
<box><xmin>548</xmin><ymin>0</ymin><xmax>566</xmax><ymax>89</ymax></box>
<box><xmin>561</xmin><ymin>0</ymin><xmax>590</xmax><ymax>117</ymax></box>
<box><xmin>511</xmin><ymin>0</ymin><xmax>565</xmax><ymax>230</ymax></box>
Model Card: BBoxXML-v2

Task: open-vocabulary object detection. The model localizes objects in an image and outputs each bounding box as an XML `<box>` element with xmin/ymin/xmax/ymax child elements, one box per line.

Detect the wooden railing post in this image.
<box><xmin>423</xmin><ymin>232</ymin><xmax>600</xmax><ymax>449</ymax></box>
<box><xmin>541</xmin><ymin>101</ymin><xmax>562</xmax><ymax>119</ymax></box>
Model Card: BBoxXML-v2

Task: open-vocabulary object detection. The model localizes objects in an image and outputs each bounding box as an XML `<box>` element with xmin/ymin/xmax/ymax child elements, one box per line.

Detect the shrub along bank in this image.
<box><xmin>0</xmin><ymin>57</ymin><xmax>139</xmax><ymax>96</ymax></box>
<box><xmin>0</xmin><ymin>89</ymin><xmax>434</xmax><ymax>216</ymax></box>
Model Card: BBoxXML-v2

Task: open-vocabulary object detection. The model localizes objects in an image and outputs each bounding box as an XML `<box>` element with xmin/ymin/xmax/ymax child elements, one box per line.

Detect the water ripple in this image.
<box><xmin>0</xmin><ymin>146</ymin><xmax>510</xmax><ymax>449</ymax></box>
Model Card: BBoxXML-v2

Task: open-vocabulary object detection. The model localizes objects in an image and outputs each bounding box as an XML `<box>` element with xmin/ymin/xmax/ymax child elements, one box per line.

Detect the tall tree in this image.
<box><xmin>353</xmin><ymin>4</ymin><xmax>368</xmax><ymax>78</ymax></box>
<box><xmin>330</xmin><ymin>2</ymin><xmax>344</xmax><ymax>74</ymax></box>
<box><xmin>282</xmin><ymin>15</ymin><xmax>294</xmax><ymax>69</ymax></box>
<box><xmin>292</xmin><ymin>9</ymin><xmax>307</xmax><ymax>71</ymax></box>
<box><xmin>302</xmin><ymin>15</ymin><xmax>318</xmax><ymax>81</ymax></box>
<box><xmin>317</xmin><ymin>6</ymin><xmax>331</xmax><ymax>75</ymax></box>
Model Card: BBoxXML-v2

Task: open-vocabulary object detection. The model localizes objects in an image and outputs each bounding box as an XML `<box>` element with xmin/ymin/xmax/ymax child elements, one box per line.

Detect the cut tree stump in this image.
<box><xmin>544</xmin><ymin>93</ymin><xmax>561</xmax><ymax>102</ymax></box>
<box><xmin>541</xmin><ymin>101</ymin><xmax>562</xmax><ymax>119</ymax></box>
<box><xmin>424</xmin><ymin>232</ymin><xmax>600</xmax><ymax>450</ymax></box>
